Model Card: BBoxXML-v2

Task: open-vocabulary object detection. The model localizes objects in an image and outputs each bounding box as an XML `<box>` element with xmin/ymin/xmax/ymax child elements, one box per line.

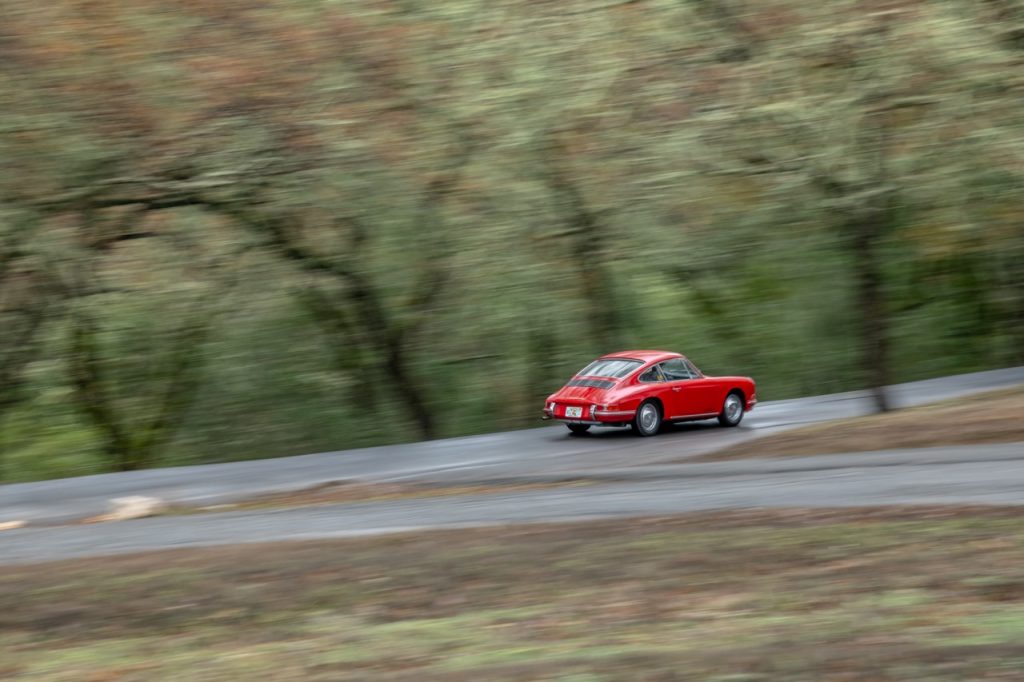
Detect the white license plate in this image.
<box><xmin>565</xmin><ymin>406</ymin><xmax>583</xmax><ymax>418</ymax></box>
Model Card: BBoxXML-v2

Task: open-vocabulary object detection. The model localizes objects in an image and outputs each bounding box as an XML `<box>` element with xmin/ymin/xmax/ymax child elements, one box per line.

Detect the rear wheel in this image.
<box><xmin>718</xmin><ymin>392</ymin><xmax>744</xmax><ymax>427</ymax></box>
<box><xmin>632</xmin><ymin>400</ymin><xmax>662</xmax><ymax>437</ymax></box>
<box><xmin>567</xmin><ymin>423</ymin><xmax>591</xmax><ymax>435</ymax></box>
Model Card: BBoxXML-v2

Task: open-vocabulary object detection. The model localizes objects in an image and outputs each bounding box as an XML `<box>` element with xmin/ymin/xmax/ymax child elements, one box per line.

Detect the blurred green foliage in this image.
<box><xmin>1</xmin><ymin>0</ymin><xmax>1022</xmax><ymax>479</ymax></box>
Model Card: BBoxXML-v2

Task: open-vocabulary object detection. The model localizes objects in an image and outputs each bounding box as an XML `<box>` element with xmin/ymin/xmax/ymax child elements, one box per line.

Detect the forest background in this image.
<box><xmin>1</xmin><ymin>0</ymin><xmax>1022</xmax><ymax>480</ymax></box>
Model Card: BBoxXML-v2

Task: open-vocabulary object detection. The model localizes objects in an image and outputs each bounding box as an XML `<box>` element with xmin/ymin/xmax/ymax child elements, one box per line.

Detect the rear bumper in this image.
<box><xmin>542</xmin><ymin>408</ymin><xmax>635</xmax><ymax>424</ymax></box>
<box><xmin>594</xmin><ymin>409</ymin><xmax>637</xmax><ymax>419</ymax></box>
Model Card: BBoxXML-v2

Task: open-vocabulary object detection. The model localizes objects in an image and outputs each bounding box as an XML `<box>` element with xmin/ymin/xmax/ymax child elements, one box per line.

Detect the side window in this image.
<box><xmin>684</xmin><ymin>359</ymin><xmax>701</xmax><ymax>378</ymax></box>
<box><xmin>661</xmin><ymin>358</ymin><xmax>694</xmax><ymax>381</ymax></box>
<box><xmin>638</xmin><ymin>366</ymin><xmax>664</xmax><ymax>383</ymax></box>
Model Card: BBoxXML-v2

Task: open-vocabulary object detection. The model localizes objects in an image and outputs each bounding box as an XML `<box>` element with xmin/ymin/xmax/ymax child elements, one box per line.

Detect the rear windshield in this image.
<box><xmin>576</xmin><ymin>358</ymin><xmax>643</xmax><ymax>379</ymax></box>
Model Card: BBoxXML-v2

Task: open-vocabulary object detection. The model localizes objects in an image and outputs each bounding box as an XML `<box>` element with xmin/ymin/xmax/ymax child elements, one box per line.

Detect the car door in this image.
<box><xmin>658</xmin><ymin>358</ymin><xmax>705</xmax><ymax>418</ymax></box>
<box><xmin>682</xmin><ymin>358</ymin><xmax>722</xmax><ymax>414</ymax></box>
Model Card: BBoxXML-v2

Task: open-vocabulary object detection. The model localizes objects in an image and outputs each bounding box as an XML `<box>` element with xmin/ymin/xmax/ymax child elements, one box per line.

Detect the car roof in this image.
<box><xmin>600</xmin><ymin>350</ymin><xmax>682</xmax><ymax>363</ymax></box>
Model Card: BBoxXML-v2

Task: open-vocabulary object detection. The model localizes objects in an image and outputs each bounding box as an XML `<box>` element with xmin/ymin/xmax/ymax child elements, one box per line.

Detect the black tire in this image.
<box><xmin>632</xmin><ymin>400</ymin><xmax>662</xmax><ymax>437</ymax></box>
<box><xmin>718</xmin><ymin>392</ymin><xmax>745</xmax><ymax>427</ymax></box>
<box><xmin>567</xmin><ymin>423</ymin><xmax>591</xmax><ymax>435</ymax></box>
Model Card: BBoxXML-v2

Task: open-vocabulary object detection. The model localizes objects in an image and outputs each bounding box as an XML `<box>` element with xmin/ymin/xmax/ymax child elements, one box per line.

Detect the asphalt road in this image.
<box><xmin>2</xmin><ymin>443</ymin><xmax>1024</xmax><ymax>565</ymax></box>
<box><xmin>2</xmin><ymin>366</ymin><xmax>1023</xmax><ymax>564</ymax></box>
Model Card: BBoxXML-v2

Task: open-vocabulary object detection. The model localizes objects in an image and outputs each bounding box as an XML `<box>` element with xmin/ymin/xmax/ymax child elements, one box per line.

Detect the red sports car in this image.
<box><xmin>543</xmin><ymin>350</ymin><xmax>756</xmax><ymax>436</ymax></box>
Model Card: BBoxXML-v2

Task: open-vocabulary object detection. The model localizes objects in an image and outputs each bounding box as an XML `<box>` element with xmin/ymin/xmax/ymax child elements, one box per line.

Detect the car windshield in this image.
<box><xmin>576</xmin><ymin>358</ymin><xmax>643</xmax><ymax>379</ymax></box>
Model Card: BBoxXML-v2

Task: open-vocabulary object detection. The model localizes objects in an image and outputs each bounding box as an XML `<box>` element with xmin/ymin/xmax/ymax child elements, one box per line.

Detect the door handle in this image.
<box><xmin>672</xmin><ymin>387</ymin><xmax>682</xmax><ymax>392</ymax></box>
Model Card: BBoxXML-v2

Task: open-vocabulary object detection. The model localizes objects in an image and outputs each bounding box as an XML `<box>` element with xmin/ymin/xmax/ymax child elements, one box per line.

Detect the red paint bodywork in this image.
<box><xmin>543</xmin><ymin>350</ymin><xmax>756</xmax><ymax>427</ymax></box>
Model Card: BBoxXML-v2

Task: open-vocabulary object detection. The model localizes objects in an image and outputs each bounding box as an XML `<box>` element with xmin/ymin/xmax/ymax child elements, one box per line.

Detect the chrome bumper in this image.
<box><xmin>594</xmin><ymin>409</ymin><xmax>636</xmax><ymax>418</ymax></box>
<box><xmin>542</xmin><ymin>409</ymin><xmax>635</xmax><ymax>423</ymax></box>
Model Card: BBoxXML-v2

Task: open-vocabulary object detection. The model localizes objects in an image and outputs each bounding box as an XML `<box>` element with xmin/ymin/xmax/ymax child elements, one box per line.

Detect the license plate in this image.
<box><xmin>565</xmin><ymin>406</ymin><xmax>583</xmax><ymax>418</ymax></box>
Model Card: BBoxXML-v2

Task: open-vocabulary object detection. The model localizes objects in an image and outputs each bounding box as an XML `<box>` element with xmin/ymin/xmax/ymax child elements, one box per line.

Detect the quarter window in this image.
<box><xmin>638</xmin><ymin>366</ymin><xmax>665</xmax><ymax>383</ymax></box>
<box><xmin>661</xmin><ymin>358</ymin><xmax>696</xmax><ymax>381</ymax></box>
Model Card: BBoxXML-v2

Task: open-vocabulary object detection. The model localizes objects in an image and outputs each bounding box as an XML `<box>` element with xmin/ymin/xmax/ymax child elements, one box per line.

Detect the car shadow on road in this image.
<box><xmin>564</xmin><ymin>421</ymin><xmax>724</xmax><ymax>440</ymax></box>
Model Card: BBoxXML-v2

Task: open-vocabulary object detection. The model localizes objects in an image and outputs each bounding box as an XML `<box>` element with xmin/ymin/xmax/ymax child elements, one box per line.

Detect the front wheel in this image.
<box><xmin>567</xmin><ymin>423</ymin><xmax>591</xmax><ymax>435</ymax></box>
<box><xmin>632</xmin><ymin>400</ymin><xmax>662</xmax><ymax>437</ymax></box>
<box><xmin>718</xmin><ymin>393</ymin><xmax>744</xmax><ymax>427</ymax></box>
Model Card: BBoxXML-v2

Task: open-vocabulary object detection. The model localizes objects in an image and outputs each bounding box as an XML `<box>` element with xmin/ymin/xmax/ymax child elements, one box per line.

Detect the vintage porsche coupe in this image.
<box><xmin>543</xmin><ymin>350</ymin><xmax>756</xmax><ymax>436</ymax></box>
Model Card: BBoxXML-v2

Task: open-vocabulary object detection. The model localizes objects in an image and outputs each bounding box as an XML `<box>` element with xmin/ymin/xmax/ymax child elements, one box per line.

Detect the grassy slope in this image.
<box><xmin>695</xmin><ymin>386</ymin><xmax>1024</xmax><ymax>462</ymax></box>
<box><xmin>5</xmin><ymin>509</ymin><xmax>1024</xmax><ymax>680</ymax></box>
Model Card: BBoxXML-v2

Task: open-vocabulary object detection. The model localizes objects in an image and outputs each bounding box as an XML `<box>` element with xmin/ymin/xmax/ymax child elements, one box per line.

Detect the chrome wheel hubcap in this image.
<box><xmin>639</xmin><ymin>404</ymin><xmax>658</xmax><ymax>432</ymax></box>
<box><xmin>725</xmin><ymin>395</ymin><xmax>742</xmax><ymax>422</ymax></box>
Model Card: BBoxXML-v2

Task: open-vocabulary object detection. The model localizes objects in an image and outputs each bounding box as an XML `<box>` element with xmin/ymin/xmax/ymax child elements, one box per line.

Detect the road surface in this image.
<box><xmin>2</xmin><ymin>443</ymin><xmax>1023</xmax><ymax>565</ymax></box>
<box><xmin>1</xmin><ymin>367</ymin><xmax>1023</xmax><ymax>564</ymax></box>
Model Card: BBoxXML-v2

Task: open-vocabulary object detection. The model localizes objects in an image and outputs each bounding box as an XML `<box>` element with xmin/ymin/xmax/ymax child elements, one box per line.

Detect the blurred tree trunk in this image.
<box><xmin>220</xmin><ymin>208</ymin><xmax>443</xmax><ymax>441</ymax></box>
<box><xmin>299</xmin><ymin>287</ymin><xmax>379</xmax><ymax>413</ymax></box>
<box><xmin>67</xmin><ymin>302</ymin><xmax>214</xmax><ymax>471</ymax></box>
<box><xmin>27</xmin><ymin>155</ymin><xmax>456</xmax><ymax>443</ymax></box>
<box><xmin>60</xmin><ymin>209</ymin><xmax>227</xmax><ymax>471</ymax></box>
<box><xmin>212</xmin><ymin>133</ymin><xmax>474</xmax><ymax>441</ymax></box>
<box><xmin>67</xmin><ymin>312</ymin><xmax>136</xmax><ymax>470</ymax></box>
<box><xmin>345</xmin><ymin>267</ymin><xmax>438</xmax><ymax>440</ymax></box>
<box><xmin>807</xmin><ymin>178</ymin><xmax>894</xmax><ymax>414</ymax></box>
<box><xmin>0</xmin><ymin>220</ymin><xmax>52</xmax><ymax>472</ymax></box>
<box><xmin>0</xmin><ymin>302</ymin><xmax>47</xmax><ymax>416</ymax></box>
<box><xmin>846</xmin><ymin>102</ymin><xmax>898</xmax><ymax>414</ymax></box>
<box><xmin>541</xmin><ymin>134</ymin><xmax>623</xmax><ymax>350</ymax></box>
<box><xmin>0</xmin><ymin>305</ymin><xmax>47</xmax><ymax>476</ymax></box>
<box><xmin>848</xmin><ymin>208</ymin><xmax>891</xmax><ymax>412</ymax></box>
<box><xmin>525</xmin><ymin>322</ymin><xmax>559</xmax><ymax>423</ymax></box>
<box><xmin>1010</xmin><ymin>248</ymin><xmax>1024</xmax><ymax>362</ymax></box>
<box><xmin>687</xmin><ymin>14</ymin><xmax>958</xmax><ymax>412</ymax></box>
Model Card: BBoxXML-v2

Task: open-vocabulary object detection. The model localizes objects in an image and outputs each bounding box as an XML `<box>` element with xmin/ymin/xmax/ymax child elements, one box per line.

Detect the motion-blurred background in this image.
<box><xmin>1</xmin><ymin>0</ymin><xmax>1022</xmax><ymax>480</ymax></box>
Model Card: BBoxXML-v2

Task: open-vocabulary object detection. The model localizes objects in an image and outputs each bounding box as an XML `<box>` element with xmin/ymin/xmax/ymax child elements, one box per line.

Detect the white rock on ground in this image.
<box><xmin>92</xmin><ymin>496</ymin><xmax>168</xmax><ymax>522</ymax></box>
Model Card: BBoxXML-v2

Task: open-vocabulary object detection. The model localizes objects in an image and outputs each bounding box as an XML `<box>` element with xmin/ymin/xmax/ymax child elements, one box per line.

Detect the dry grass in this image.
<box><xmin>696</xmin><ymin>386</ymin><xmax>1024</xmax><ymax>462</ymax></box>
<box><xmin>5</xmin><ymin>507</ymin><xmax>1024</xmax><ymax>680</ymax></box>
